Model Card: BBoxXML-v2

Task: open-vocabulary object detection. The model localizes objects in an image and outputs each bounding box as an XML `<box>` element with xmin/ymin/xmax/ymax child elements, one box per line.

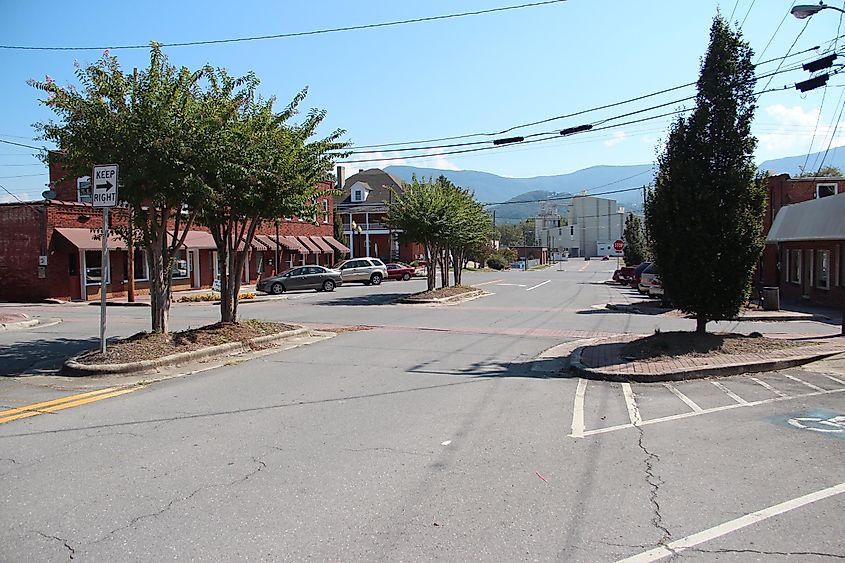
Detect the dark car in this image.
<box><xmin>257</xmin><ymin>266</ymin><xmax>343</xmax><ymax>294</ymax></box>
<box><xmin>613</xmin><ymin>266</ymin><xmax>636</xmax><ymax>284</ymax></box>
<box><xmin>385</xmin><ymin>262</ymin><xmax>416</xmax><ymax>281</ymax></box>
<box><xmin>630</xmin><ymin>262</ymin><xmax>653</xmax><ymax>289</ymax></box>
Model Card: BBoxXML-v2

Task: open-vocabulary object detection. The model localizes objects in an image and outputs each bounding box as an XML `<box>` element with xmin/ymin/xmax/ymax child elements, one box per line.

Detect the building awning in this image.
<box><xmin>323</xmin><ymin>236</ymin><xmax>350</xmax><ymax>254</ymax></box>
<box><xmin>295</xmin><ymin>236</ymin><xmax>323</xmax><ymax>254</ymax></box>
<box><xmin>280</xmin><ymin>235</ymin><xmax>309</xmax><ymax>253</ymax></box>
<box><xmin>178</xmin><ymin>231</ymin><xmax>217</xmax><ymax>250</ymax></box>
<box><xmin>308</xmin><ymin>236</ymin><xmax>334</xmax><ymax>253</ymax></box>
<box><xmin>767</xmin><ymin>193</ymin><xmax>845</xmax><ymax>242</ymax></box>
<box><xmin>54</xmin><ymin>228</ymin><xmax>126</xmax><ymax>250</ymax></box>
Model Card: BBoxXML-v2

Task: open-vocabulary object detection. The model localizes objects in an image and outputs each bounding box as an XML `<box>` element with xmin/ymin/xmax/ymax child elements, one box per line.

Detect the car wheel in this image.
<box><xmin>371</xmin><ymin>273</ymin><xmax>382</xmax><ymax>285</ymax></box>
<box><xmin>402</xmin><ymin>272</ymin><xmax>411</xmax><ymax>281</ymax></box>
<box><xmin>322</xmin><ymin>279</ymin><xmax>336</xmax><ymax>292</ymax></box>
<box><xmin>271</xmin><ymin>282</ymin><xmax>284</xmax><ymax>295</ymax></box>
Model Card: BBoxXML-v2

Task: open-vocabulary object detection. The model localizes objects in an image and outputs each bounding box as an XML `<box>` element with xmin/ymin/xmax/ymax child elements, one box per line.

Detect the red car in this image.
<box><xmin>385</xmin><ymin>263</ymin><xmax>416</xmax><ymax>281</ymax></box>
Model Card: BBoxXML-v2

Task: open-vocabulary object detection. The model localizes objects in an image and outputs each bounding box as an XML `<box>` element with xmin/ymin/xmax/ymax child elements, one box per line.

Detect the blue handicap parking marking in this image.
<box><xmin>771</xmin><ymin>410</ymin><xmax>845</xmax><ymax>438</ymax></box>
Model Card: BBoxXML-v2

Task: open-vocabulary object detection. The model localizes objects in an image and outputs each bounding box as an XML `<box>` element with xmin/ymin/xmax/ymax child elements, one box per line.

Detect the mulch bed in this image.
<box><xmin>74</xmin><ymin>319</ymin><xmax>297</xmax><ymax>365</ymax></box>
<box><xmin>407</xmin><ymin>286</ymin><xmax>478</xmax><ymax>301</ymax></box>
<box><xmin>0</xmin><ymin>313</ymin><xmax>28</xmax><ymax>323</ymax></box>
<box><xmin>621</xmin><ymin>331</ymin><xmax>813</xmax><ymax>361</ymax></box>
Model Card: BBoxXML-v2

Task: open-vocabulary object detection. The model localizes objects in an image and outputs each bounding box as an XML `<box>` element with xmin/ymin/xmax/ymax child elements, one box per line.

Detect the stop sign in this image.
<box><xmin>613</xmin><ymin>239</ymin><xmax>625</xmax><ymax>252</ymax></box>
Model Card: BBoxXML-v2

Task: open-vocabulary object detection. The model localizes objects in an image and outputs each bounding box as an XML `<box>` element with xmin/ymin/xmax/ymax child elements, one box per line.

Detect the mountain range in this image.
<box><xmin>385</xmin><ymin>145</ymin><xmax>845</xmax><ymax>223</ymax></box>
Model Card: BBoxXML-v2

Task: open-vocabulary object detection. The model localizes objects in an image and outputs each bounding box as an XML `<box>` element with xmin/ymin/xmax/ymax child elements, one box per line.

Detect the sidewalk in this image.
<box><xmin>570</xmin><ymin>333</ymin><xmax>845</xmax><ymax>382</ymax></box>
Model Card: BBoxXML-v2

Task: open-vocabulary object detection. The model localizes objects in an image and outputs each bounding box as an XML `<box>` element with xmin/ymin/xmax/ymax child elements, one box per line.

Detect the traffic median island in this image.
<box><xmin>64</xmin><ymin>320</ymin><xmax>309</xmax><ymax>375</ymax></box>
<box><xmin>401</xmin><ymin>285</ymin><xmax>488</xmax><ymax>305</ymax></box>
<box><xmin>570</xmin><ymin>331</ymin><xmax>845</xmax><ymax>382</ymax></box>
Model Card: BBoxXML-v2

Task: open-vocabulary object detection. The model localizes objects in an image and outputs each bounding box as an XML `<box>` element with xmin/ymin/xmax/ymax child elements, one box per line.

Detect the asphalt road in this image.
<box><xmin>1</xmin><ymin>261</ymin><xmax>844</xmax><ymax>561</ymax></box>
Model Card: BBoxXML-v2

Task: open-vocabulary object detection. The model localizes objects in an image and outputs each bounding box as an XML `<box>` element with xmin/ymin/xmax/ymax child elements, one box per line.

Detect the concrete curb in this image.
<box><xmin>0</xmin><ymin>318</ymin><xmax>61</xmax><ymax>331</ymax></box>
<box><xmin>569</xmin><ymin>345</ymin><xmax>845</xmax><ymax>383</ymax></box>
<box><xmin>400</xmin><ymin>289</ymin><xmax>488</xmax><ymax>305</ymax></box>
<box><xmin>88</xmin><ymin>301</ymin><xmax>151</xmax><ymax>307</ymax></box>
<box><xmin>64</xmin><ymin>326</ymin><xmax>309</xmax><ymax>375</ymax></box>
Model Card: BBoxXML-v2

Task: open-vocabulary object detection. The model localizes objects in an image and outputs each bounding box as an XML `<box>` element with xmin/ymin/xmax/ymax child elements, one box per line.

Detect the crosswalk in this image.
<box><xmin>569</xmin><ymin>370</ymin><xmax>845</xmax><ymax>438</ymax></box>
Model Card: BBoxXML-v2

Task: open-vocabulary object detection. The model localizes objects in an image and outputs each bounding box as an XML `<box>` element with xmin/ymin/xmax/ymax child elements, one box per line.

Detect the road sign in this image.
<box><xmin>613</xmin><ymin>239</ymin><xmax>625</xmax><ymax>252</ymax></box>
<box><xmin>92</xmin><ymin>164</ymin><xmax>119</xmax><ymax>208</ymax></box>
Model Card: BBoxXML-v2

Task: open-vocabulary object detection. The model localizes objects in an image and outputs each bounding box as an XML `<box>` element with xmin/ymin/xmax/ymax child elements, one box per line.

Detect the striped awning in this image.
<box><xmin>308</xmin><ymin>236</ymin><xmax>334</xmax><ymax>253</ymax></box>
<box><xmin>281</xmin><ymin>235</ymin><xmax>309</xmax><ymax>253</ymax></box>
<box><xmin>296</xmin><ymin>236</ymin><xmax>323</xmax><ymax>254</ymax></box>
<box><xmin>323</xmin><ymin>236</ymin><xmax>350</xmax><ymax>254</ymax></box>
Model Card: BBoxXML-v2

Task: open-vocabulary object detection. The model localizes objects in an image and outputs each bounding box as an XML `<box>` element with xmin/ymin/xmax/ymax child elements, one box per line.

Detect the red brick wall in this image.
<box><xmin>0</xmin><ymin>204</ymin><xmax>49</xmax><ymax>301</ymax></box>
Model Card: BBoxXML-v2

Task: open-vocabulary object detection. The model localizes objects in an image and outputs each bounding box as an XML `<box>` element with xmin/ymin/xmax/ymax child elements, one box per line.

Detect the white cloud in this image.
<box><xmin>604</xmin><ymin>131</ymin><xmax>626</xmax><ymax>147</ymax></box>
<box><xmin>0</xmin><ymin>192</ymin><xmax>31</xmax><ymax>203</ymax></box>
<box><xmin>338</xmin><ymin>148</ymin><xmax>460</xmax><ymax>173</ymax></box>
<box><xmin>756</xmin><ymin>104</ymin><xmax>845</xmax><ymax>156</ymax></box>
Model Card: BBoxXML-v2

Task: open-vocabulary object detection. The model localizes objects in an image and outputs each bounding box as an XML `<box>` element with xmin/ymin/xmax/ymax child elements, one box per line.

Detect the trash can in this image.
<box><xmin>762</xmin><ymin>287</ymin><xmax>780</xmax><ymax>311</ymax></box>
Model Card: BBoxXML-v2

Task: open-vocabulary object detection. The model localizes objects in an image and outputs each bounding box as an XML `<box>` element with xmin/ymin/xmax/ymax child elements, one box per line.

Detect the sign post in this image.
<box><xmin>92</xmin><ymin>164</ymin><xmax>119</xmax><ymax>354</ymax></box>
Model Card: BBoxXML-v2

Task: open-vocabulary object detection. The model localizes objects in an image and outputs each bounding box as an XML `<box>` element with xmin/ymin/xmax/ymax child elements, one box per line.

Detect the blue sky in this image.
<box><xmin>2</xmin><ymin>0</ymin><xmax>845</xmax><ymax>201</ymax></box>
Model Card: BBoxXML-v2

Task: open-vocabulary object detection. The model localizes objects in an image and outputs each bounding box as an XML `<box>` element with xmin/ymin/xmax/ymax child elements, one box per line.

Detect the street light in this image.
<box><xmin>791</xmin><ymin>3</ymin><xmax>845</xmax><ymax>19</ymax></box>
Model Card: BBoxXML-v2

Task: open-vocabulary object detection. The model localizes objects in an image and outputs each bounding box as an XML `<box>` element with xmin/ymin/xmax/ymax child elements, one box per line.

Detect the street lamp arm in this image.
<box><xmin>791</xmin><ymin>3</ymin><xmax>845</xmax><ymax>19</ymax></box>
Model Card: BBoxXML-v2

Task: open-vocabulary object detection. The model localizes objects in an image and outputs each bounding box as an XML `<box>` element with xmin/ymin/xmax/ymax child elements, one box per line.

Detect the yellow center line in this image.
<box><xmin>0</xmin><ymin>387</ymin><xmax>139</xmax><ymax>425</ymax></box>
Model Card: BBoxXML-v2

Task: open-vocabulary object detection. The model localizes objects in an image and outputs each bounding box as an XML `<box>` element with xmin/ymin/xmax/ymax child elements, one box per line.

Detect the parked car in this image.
<box><xmin>647</xmin><ymin>275</ymin><xmax>665</xmax><ymax>298</ymax></box>
<box><xmin>336</xmin><ymin>257</ymin><xmax>388</xmax><ymax>285</ymax></box>
<box><xmin>638</xmin><ymin>263</ymin><xmax>660</xmax><ymax>294</ymax></box>
<box><xmin>613</xmin><ymin>266</ymin><xmax>636</xmax><ymax>284</ymax></box>
<box><xmin>385</xmin><ymin>262</ymin><xmax>416</xmax><ymax>281</ymax></box>
<box><xmin>630</xmin><ymin>261</ymin><xmax>653</xmax><ymax>289</ymax></box>
<box><xmin>257</xmin><ymin>266</ymin><xmax>343</xmax><ymax>294</ymax></box>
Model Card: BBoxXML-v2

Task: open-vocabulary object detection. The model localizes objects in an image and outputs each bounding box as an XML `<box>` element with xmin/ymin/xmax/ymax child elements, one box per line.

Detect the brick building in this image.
<box><xmin>0</xmin><ymin>161</ymin><xmax>348</xmax><ymax>302</ymax></box>
<box><xmin>335</xmin><ymin>168</ymin><xmax>425</xmax><ymax>264</ymax></box>
<box><xmin>762</xmin><ymin>174</ymin><xmax>845</xmax><ymax>307</ymax></box>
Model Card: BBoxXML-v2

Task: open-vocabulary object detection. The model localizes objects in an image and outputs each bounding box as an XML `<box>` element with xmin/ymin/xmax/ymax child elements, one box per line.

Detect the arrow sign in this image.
<box><xmin>92</xmin><ymin>164</ymin><xmax>119</xmax><ymax>208</ymax></box>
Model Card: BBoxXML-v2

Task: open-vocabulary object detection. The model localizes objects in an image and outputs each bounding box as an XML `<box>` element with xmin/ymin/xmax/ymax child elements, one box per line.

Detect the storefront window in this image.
<box><xmin>123</xmin><ymin>250</ymin><xmax>148</xmax><ymax>281</ymax></box>
<box><xmin>173</xmin><ymin>249</ymin><xmax>190</xmax><ymax>279</ymax></box>
<box><xmin>788</xmin><ymin>249</ymin><xmax>801</xmax><ymax>284</ymax></box>
<box><xmin>816</xmin><ymin>250</ymin><xmax>829</xmax><ymax>289</ymax></box>
<box><xmin>84</xmin><ymin>250</ymin><xmax>109</xmax><ymax>285</ymax></box>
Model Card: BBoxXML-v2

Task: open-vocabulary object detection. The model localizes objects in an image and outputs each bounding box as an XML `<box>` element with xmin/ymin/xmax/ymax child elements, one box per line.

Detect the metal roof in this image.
<box><xmin>767</xmin><ymin>193</ymin><xmax>845</xmax><ymax>242</ymax></box>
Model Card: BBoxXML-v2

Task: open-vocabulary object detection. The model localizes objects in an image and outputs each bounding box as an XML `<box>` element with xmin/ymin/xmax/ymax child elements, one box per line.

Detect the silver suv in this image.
<box><xmin>336</xmin><ymin>257</ymin><xmax>388</xmax><ymax>285</ymax></box>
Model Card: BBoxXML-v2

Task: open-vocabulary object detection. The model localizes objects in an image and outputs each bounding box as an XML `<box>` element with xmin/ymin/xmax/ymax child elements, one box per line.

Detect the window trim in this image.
<box><xmin>124</xmin><ymin>249</ymin><xmax>150</xmax><ymax>283</ymax></box>
<box><xmin>788</xmin><ymin>249</ymin><xmax>801</xmax><ymax>284</ymax></box>
<box><xmin>816</xmin><ymin>249</ymin><xmax>830</xmax><ymax>290</ymax></box>
<box><xmin>816</xmin><ymin>183</ymin><xmax>838</xmax><ymax>199</ymax></box>
<box><xmin>83</xmin><ymin>250</ymin><xmax>109</xmax><ymax>286</ymax></box>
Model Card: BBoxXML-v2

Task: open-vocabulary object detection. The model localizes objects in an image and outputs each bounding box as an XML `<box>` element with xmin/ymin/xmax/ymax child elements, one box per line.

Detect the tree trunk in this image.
<box><xmin>453</xmin><ymin>248</ymin><xmax>464</xmax><ymax>286</ymax></box>
<box><xmin>439</xmin><ymin>247</ymin><xmax>449</xmax><ymax>288</ymax></box>
<box><xmin>696</xmin><ymin>315</ymin><xmax>707</xmax><ymax>334</ymax></box>
<box><xmin>425</xmin><ymin>243</ymin><xmax>437</xmax><ymax>291</ymax></box>
<box><xmin>218</xmin><ymin>238</ymin><xmax>234</xmax><ymax>323</ymax></box>
<box><xmin>148</xmin><ymin>242</ymin><xmax>171</xmax><ymax>333</ymax></box>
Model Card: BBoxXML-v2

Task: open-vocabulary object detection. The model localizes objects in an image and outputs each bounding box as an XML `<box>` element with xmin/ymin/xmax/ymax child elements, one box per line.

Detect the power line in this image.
<box><xmin>755</xmin><ymin>2</ymin><xmax>796</xmax><ymax>63</ymax></box>
<box><xmin>0</xmin><ymin>138</ymin><xmax>45</xmax><ymax>151</ymax></box>
<box><xmin>0</xmin><ymin>0</ymin><xmax>568</xmax><ymax>51</ymax></box>
<box><xmin>739</xmin><ymin>0</ymin><xmax>757</xmax><ymax>28</ymax></box>
<box><xmin>0</xmin><ymin>172</ymin><xmax>47</xmax><ymax>179</ymax></box>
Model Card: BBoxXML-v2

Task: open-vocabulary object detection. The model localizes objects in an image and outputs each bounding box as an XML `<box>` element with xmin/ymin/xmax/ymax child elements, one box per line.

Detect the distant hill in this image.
<box><xmin>384</xmin><ymin>145</ymin><xmax>845</xmax><ymax>223</ymax></box>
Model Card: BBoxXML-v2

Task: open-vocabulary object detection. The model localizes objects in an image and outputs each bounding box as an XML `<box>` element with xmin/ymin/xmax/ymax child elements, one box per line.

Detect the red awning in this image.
<box><xmin>178</xmin><ymin>231</ymin><xmax>217</xmax><ymax>250</ymax></box>
<box><xmin>308</xmin><ymin>236</ymin><xmax>334</xmax><ymax>253</ymax></box>
<box><xmin>54</xmin><ymin>228</ymin><xmax>126</xmax><ymax>250</ymax></box>
<box><xmin>295</xmin><ymin>236</ymin><xmax>322</xmax><ymax>254</ymax></box>
<box><xmin>280</xmin><ymin>235</ymin><xmax>309</xmax><ymax>253</ymax></box>
<box><xmin>323</xmin><ymin>236</ymin><xmax>350</xmax><ymax>254</ymax></box>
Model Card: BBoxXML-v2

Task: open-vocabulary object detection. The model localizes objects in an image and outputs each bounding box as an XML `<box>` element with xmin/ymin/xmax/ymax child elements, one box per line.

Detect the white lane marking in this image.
<box><xmin>496</xmin><ymin>283</ymin><xmax>527</xmax><ymax>287</ymax></box>
<box><xmin>577</xmin><ymin>387</ymin><xmax>845</xmax><ymax>437</ymax></box>
<box><xmin>441</xmin><ymin>440</ymin><xmax>452</xmax><ymax>446</ymax></box>
<box><xmin>571</xmin><ymin>379</ymin><xmax>587</xmax><ymax>438</ymax></box>
<box><xmin>783</xmin><ymin>373</ymin><xmax>826</xmax><ymax>392</ymax></box>
<box><xmin>621</xmin><ymin>383</ymin><xmax>642</xmax><ymax>425</ymax></box>
<box><xmin>712</xmin><ymin>381</ymin><xmax>748</xmax><ymax>405</ymax></box>
<box><xmin>748</xmin><ymin>376</ymin><xmax>789</xmax><ymax>398</ymax></box>
<box><xmin>663</xmin><ymin>383</ymin><xmax>703</xmax><ymax>413</ymax></box>
<box><xmin>616</xmin><ymin>481</ymin><xmax>845</xmax><ymax>563</ymax></box>
<box><xmin>473</xmin><ymin>279</ymin><xmax>503</xmax><ymax>287</ymax></box>
<box><xmin>578</xmin><ymin>262</ymin><xmax>590</xmax><ymax>272</ymax></box>
<box><xmin>825</xmin><ymin>374</ymin><xmax>845</xmax><ymax>386</ymax></box>
<box><xmin>526</xmin><ymin>280</ymin><xmax>551</xmax><ymax>291</ymax></box>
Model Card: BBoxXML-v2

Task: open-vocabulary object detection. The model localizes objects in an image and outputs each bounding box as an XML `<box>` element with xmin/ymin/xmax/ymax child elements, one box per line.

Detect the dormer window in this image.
<box><xmin>353</xmin><ymin>189</ymin><xmax>364</xmax><ymax>202</ymax></box>
<box><xmin>816</xmin><ymin>183</ymin><xmax>838</xmax><ymax>198</ymax></box>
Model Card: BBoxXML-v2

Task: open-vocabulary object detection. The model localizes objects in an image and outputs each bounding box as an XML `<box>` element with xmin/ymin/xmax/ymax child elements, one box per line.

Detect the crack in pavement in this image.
<box><xmin>342</xmin><ymin>446</ymin><xmax>430</xmax><ymax>457</ymax></box>
<box><xmin>35</xmin><ymin>530</ymin><xmax>75</xmax><ymax>561</ymax></box>
<box><xmin>91</xmin><ymin>457</ymin><xmax>268</xmax><ymax>545</ymax></box>
<box><xmin>689</xmin><ymin>547</ymin><xmax>845</xmax><ymax>559</ymax></box>
<box><xmin>634</xmin><ymin>421</ymin><xmax>676</xmax><ymax>556</ymax></box>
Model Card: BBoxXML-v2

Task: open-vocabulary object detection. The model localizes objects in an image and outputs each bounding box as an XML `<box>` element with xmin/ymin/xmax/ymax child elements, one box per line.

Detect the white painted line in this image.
<box><xmin>571</xmin><ymin>379</ymin><xmax>587</xmax><ymax>438</ymax></box>
<box><xmin>616</xmin><ymin>481</ymin><xmax>845</xmax><ymax>562</ymax></box>
<box><xmin>825</xmin><ymin>374</ymin><xmax>845</xmax><ymax>386</ymax></box>
<box><xmin>712</xmin><ymin>381</ymin><xmax>748</xmax><ymax>405</ymax></box>
<box><xmin>748</xmin><ymin>376</ymin><xmax>789</xmax><ymax>398</ymax></box>
<box><xmin>621</xmin><ymin>383</ymin><xmax>641</xmax><ymax>425</ymax></box>
<box><xmin>578</xmin><ymin>262</ymin><xmax>590</xmax><ymax>272</ymax></box>
<box><xmin>496</xmin><ymin>283</ymin><xmax>527</xmax><ymax>287</ymax></box>
<box><xmin>526</xmin><ymin>280</ymin><xmax>551</xmax><ymax>291</ymax></box>
<box><xmin>473</xmin><ymin>279</ymin><xmax>503</xmax><ymax>287</ymax></box>
<box><xmin>579</xmin><ymin>387</ymin><xmax>845</xmax><ymax>437</ymax></box>
<box><xmin>783</xmin><ymin>373</ymin><xmax>826</xmax><ymax>392</ymax></box>
<box><xmin>663</xmin><ymin>383</ymin><xmax>703</xmax><ymax>413</ymax></box>
<box><xmin>441</xmin><ymin>440</ymin><xmax>451</xmax><ymax>446</ymax></box>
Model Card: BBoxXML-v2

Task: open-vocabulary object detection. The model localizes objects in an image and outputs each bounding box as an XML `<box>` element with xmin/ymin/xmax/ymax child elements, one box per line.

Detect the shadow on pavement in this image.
<box><xmin>406</xmin><ymin>356</ymin><xmax>566</xmax><ymax>379</ymax></box>
<box><xmin>0</xmin><ymin>337</ymin><xmax>98</xmax><ymax>377</ymax></box>
<box><xmin>316</xmin><ymin>293</ymin><xmax>407</xmax><ymax>306</ymax></box>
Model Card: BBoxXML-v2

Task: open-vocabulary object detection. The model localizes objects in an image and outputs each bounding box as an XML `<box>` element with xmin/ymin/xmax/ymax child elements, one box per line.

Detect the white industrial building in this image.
<box><xmin>535</xmin><ymin>193</ymin><xmax>628</xmax><ymax>258</ymax></box>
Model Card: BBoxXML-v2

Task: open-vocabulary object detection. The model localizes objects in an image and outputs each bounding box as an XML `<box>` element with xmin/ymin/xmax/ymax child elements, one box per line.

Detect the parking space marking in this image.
<box><xmin>571</xmin><ymin>378</ymin><xmax>587</xmax><ymax>438</ymax></box>
<box><xmin>748</xmin><ymin>376</ymin><xmax>789</xmax><ymax>398</ymax></box>
<box><xmin>569</xmin><ymin>373</ymin><xmax>845</xmax><ymax>438</ymax></box>
<box><xmin>526</xmin><ymin>280</ymin><xmax>551</xmax><ymax>291</ymax></box>
<box><xmin>578</xmin><ymin>262</ymin><xmax>591</xmax><ymax>272</ymax></box>
<box><xmin>617</xmin><ymin>481</ymin><xmax>845</xmax><ymax>562</ymax></box>
<box><xmin>711</xmin><ymin>381</ymin><xmax>748</xmax><ymax>405</ymax></box>
<box><xmin>826</xmin><ymin>374</ymin><xmax>845</xmax><ymax>386</ymax></box>
<box><xmin>783</xmin><ymin>373</ymin><xmax>826</xmax><ymax>392</ymax></box>
<box><xmin>663</xmin><ymin>383</ymin><xmax>703</xmax><ymax>413</ymax></box>
<box><xmin>621</xmin><ymin>382</ymin><xmax>642</xmax><ymax>425</ymax></box>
